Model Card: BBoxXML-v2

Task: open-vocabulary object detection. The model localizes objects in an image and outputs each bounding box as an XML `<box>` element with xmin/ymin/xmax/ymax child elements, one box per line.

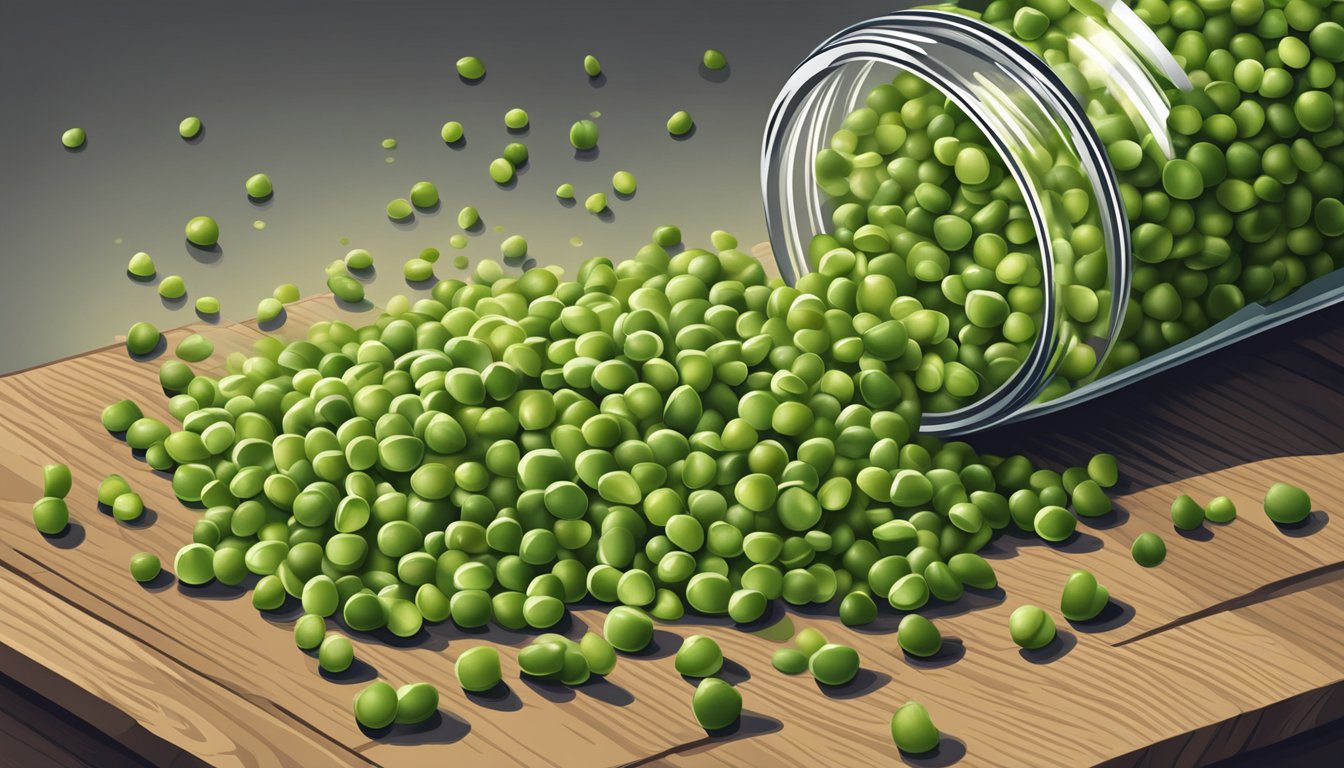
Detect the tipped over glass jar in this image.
<box><xmin>763</xmin><ymin>0</ymin><xmax>1344</xmax><ymax>434</ymax></box>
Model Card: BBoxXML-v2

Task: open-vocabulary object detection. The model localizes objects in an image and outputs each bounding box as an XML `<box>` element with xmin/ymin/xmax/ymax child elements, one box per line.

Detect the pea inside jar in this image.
<box><xmin>782</xmin><ymin>0</ymin><xmax>1343</xmax><ymax>424</ymax></box>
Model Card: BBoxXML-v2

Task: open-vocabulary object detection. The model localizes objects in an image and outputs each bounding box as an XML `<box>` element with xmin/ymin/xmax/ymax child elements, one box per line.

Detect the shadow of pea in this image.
<box><xmin>703</xmin><ymin>710</ymin><xmax>782</xmax><ymax>740</ymax></box>
<box><xmin>900</xmin><ymin>735</ymin><xmax>967</xmax><ymax>767</ymax></box>
<box><xmin>1068</xmin><ymin>598</ymin><xmax>1135</xmax><ymax>633</ymax></box>
<box><xmin>464</xmin><ymin>680</ymin><xmax>523</xmax><ymax>711</ymax></box>
<box><xmin>258</xmin><ymin>308</ymin><xmax>288</xmax><ymax>332</ymax></box>
<box><xmin>1276</xmin><ymin>509</ymin><xmax>1328</xmax><ymax>537</ymax></box>
<box><xmin>185</xmin><ymin>241</ymin><xmax>222</xmax><ymax>265</ymax></box>
<box><xmin>617</xmin><ymin>629</ymin><xmax>679</xmax><ymax>660</ymax></box>
<box><xmin>519</xmin><ymin>675</ymin><xmax>576</xmax><ymax>703</ymax></box>
<box><xmin>815</xmin><ymin>668</ymin><xmax>890</xmax><ymax>699</ymax></box>
<box><xmin>902</xmin><ymin>637</ymin><xmax>966</xmax><ymax>669</ymax></box>
<box><xmin>361</xmin><ymin>709</ymin><xmax>471</xmax><ymax>745</ymax></box>
<box><xmin>575</xmin><ymin>676</ymin><xmax>635</xmax><ymax>706</ymax></box>
<box><xmin>318</xmin><ymin>658</ymin><xmax>378</xmax><ymax>685</ymax></box>
<box><xmin>41</xmin><ymin>521</ymin><xmax>85</xmax><ymax>549</ymax></box>
<box><xmin>126</xmin><ymin>334</ymin><xmax>167</xmax><ymax>362</ymax></box>
<box><xmin>1018</xmin><ymin>630</ymin><xmax>1076</xmax><ymax>664</ymax></box>
<box><xmin>137</xmin><ymin>569</ymin><xmax>176</xmax><ymax>593</ymax></box>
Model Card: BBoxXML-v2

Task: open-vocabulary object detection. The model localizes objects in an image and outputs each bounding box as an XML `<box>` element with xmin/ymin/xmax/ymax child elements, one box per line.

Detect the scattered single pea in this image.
<box><xmin>100</xmin><ymin>400</ymin><xmax>142</xmax><ymax>433</ymax></box>
<box><xmin>888</xmin><ymin>573</ymin><xmax>930</xmax><ymax>610</ymax></box>
<box><xmin>345</xmin><ymin>248</ymin><xmax>373</xmax><ymax>270</ymax></box>
<box><xmin>667</xmin><ymin>110</ymin><xmax>693</xmax><ymax>136</ymax></box>
<box><xmin>519</xmin><ymin>639</ymin><xmax>567</xmax><ymax>678</ymax></box>
<box><xmin>380</xmin><ymin>138</ymin><xmax>397</xmax><ymax>150</ymax></box>
<box><xmin>395</xmin><ymin>682</ymin><xmax>439</xmax><ymax>724</ymax></box>
<box><xmin>652</xmin><ymin>225</ymin><xmax>681</xmax><ymax>246</ymax></box>
<box><xmin>1059</xmin><ymin>570</ymin><xmax>1109</xmax><ymax>622</ymax></box>
<box><xmin>809</xmin><ymin>643</ymin><xmax>860</xmax><ymax>686</ymax></box>
<box><xmin>458</xmin><ymin>206</ymin><xmax>479</xmax><ymax>229</ymax></box>
<box><xmin>1071</xmin><ymin>479</ymin><xmax>1112</xmax><ymax>517</ymax></box>
<box><xmin>1033</xmin><ymin>506</ymin><xmax>1077</xmax><ymax>542</ymax></box>
<box><xmin>319</xmin><ymin>635</ymin><xmax>354</xmax><ymax>673</ymax></box>
<box><xmin>245</xmin><ymin>173</ymin><xmax>273</xmax><ymax>199</ymax></box>
<box><xmin>353</xmin><ymin>681</ymin><xmax>398</xmax><ymax>729</ymax></box>
<box><xmin>839</xmin><ymin>590</ymin><xmax>877</xmax><ymax>627</ymax></box>
<box><xmin>569</xmin><ymin>119</ymin><xmax>599</xmax><ymax>150</ymax></box>
<box><xmin>503</xmin><ymin>142</ymin><xmax>528</xmax><ymax>166</ymax></box>
<box><xmin>294</xmin><ymin>614</ymin><xmax>325</xmax><ymax>650</ymax></box>
<box><xmin>585</xmin><ymin>192</ymin><xmax>607</xmax><ymax>214</ymax></box>
<box><xmin>61</xmin><ymin>127</ymin><xmax>85</xmax><ymax>149</ymax></box>
<box><xmin>691</xmin><ymin>678</ymin><xmax>741</xmax><ymax>731</ymax></box>
<box><xmin>449</xmin><ymin>235</ymin><xmax>467</xmax><ymax>250</ymax></box>
<box><xmin>891</xmin><ymin>701</ymin><xmax>940</xmax><ymax>755</ymax></box>
<box><xmin>612</xmin><ymin>170</ymin><xmax>636</xmax><ymax>195</ymax></box>
<box><xmin>409</xmin><ymin>181</ymin><xmax>439</xmax><ymax>209</ymax></box>
<box><xmin>125</xmin><ymin>321</ymin><xmax>161</xmax><ymax>356</ymax></box>
<box><xmin>456</xmin><ymin>56</ymin><xmax>485</xmax><ymax>80</ymax></box>
<box><xmin>452</xmin><ymin>254</ymin><xmax>468</xmax><ymax>269</ymax></box>
<box><xmin>1170</xmin><ymin>494</ymin><xmax>1205</xmax><ymax>530</ymax></box>
<box><xmin>248</xmin><ymin>294</ymin><xmax>285</xmax><ymax>324</ymax></box>
<box><xmin>1131</xmin><ymin>532</ymin><xmax>1166</xmax><ymax>567</ymax></box>
<box><xmin>604</xmin><ymin>606</ymin><xmax>653</xmax><ymax>652</ymax></box>
<box><xmin>175</xmin><ymin>333</ymin><xmax>213</xmax><ymax>362</ymax></box>
<box><xmin>42</xmin><ymin>463</ymin><xmax>72</xmax><ymax>498</ymax></box>
<box><xmin>771</xmin><ymin>648</ymin><xmax>808</xmax><ymax>675</ymax></box>
<box><xmin>584</xmin><ymin>55</ymin><xmax>601</xmax><ymax>77</ymax></box>
<box><xmin>504</xmin><ymin>108</ymin><xmax>529</xmax><ymax>130</ymax></box>
<box><xmin>98</xmin><ymin>476</ymin><xmax>134</xmax><ymax>511</ymax></box>
<box><xmin>556</xmin><ymin>183</ymin><xmax>575</xmax><ymax>200</ymax></box>
<box><xmin>179</xmin><ymin>116</ymin><xmax>201</xmax><ymax>139</ymax></box>
<box><xmin>794</xmin><ymin>627</ymin><xmax>827</xmax><ymax>657</ymax></box>
<box><xmin>32</xmin><ymin>497</ymin><xmax>69</xmax><ymax>535</ymax></box>
<box><xmin>403</xmin><ymin>258</ymin><xmax>435</xmax><ymax>282</ymax></box>
<box><xmin>174</xmin><ymin>543</ymin><xmax>215</xmax><ymax>586</ymax></box>
<box><xmin>488</xmin><ymin>158</ymin><xmax>514</xmax><ymax>184</ymax></box>
<box><xmin>184</xmin><ymin>215</ymin><xmax>219</xmax><ymax>247</ymax></box>
<box><xmin>456</xmin><ymin>646</ymin><xmax>502</xmax><ymax>692</ymax></box>
<box><xmin>702</xmin><ymin>49</ymin><xmax>727</xmax><ymax>71</ymax></box>
<box><xmin>1264</xmin><ymin>482</ymin><xmax>1312</xmax><ymax>524</ymax></box>
<box><xmin>419</xmin><ymin>247</ymin><xmax>440</xmax><ymax>264</ymax></box>
<box><xmin>195</xmin><ymin>296</ymin><xmax>220</xmax><ymax>315</ymax></box>
<box><xmin>897</xmin><ymin>614</ymin><xmax>942</xmax><ymax>658</ymax></box>
<box><xmin>1206</xmin><ymin>496</ymin><xmax>1237</xmax><ymax>524</ymax></box>
<box><xmin>158</xmin><ymin>275</ymin><xmax>186</xmax><ymax>300</ymax></box>
<box><xmin>1008</xmin><ymin>604</ymin><xmax>1055</xmax><ymax>650</ymax></box>
<box><xmin>129</xmin><ymin>552</ymin><xmax>161</xmax><ymax>582</ymax></box>
<box><xmin>675</xmin><ymin>635</ymin><xmax>723</xmax><ymax>678</ymax></box>
<box><xmin>500</xmin><ymin>235</ymin><xmax>527</xmax><ymax>260</ymax></box>
<box><xmin>273</xmin><ymin>283</ymin><xmax>300</xmax><ymax>303</ymax></box>
<box><xmin>127</xmin><ymin>251</ymin><xmax>155</xmax><ymax>279</ymax></box>
<box><xmin>252</xmin><ymin>576</ymin><xmax>286</xmax><ymax>611</ymax></box>
<box><xmin>386</xmin><ymin>198</ymin><xmax>413</xmax><ymax>220</ymax></box>
<box><xmin>441</xmin><ymin>121</ymin><xmax>464</xmax><ymax>143</ymax></box>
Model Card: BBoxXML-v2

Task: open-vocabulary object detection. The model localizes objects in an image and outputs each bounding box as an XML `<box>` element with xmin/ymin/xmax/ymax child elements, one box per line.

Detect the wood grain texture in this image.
<box><xmin>0</xmin><ymin>667</ymin><xmax>163</xmax><ymax>768</ymax></box>
<box><xmin>0</xmin><ymin>251</ymin><xmax>1341</xmax><ymax>767</ymax></box>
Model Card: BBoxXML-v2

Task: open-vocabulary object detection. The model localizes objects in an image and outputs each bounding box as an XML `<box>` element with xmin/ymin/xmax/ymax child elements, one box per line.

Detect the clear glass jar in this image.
<box><xmin>762</xmin><ymin>1</ymin><xmax>1344</xmax><ymax>434</ymax></box>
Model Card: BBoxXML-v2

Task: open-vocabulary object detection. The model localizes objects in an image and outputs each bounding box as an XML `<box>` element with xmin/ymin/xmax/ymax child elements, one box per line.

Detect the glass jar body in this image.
<box><xmin>763</xmin><ymin>1</ymin><xmax>1344</xmax><ymax>434</ymax></box>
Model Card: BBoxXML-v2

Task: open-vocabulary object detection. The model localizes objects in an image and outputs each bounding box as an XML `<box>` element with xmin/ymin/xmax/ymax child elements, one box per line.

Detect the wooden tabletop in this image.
<box><xmin>1</xmin><ymin>256</ymin><xmax>1341</xmax><ymax>767</ymax></box>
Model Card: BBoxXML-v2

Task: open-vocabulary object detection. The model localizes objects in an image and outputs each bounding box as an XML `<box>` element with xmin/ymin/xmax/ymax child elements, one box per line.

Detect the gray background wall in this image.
<box><xmin>0</xmin><ymin>0</ymin><xmax>900</xmax><ymax>373</ymax></box>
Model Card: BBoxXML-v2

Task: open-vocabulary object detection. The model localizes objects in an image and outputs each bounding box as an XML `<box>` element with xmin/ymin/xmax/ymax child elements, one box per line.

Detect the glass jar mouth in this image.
<box><xmin>762</xmin><ymin>9</ymin><xmax>1130</xmax><ymax>435</ymax></box>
